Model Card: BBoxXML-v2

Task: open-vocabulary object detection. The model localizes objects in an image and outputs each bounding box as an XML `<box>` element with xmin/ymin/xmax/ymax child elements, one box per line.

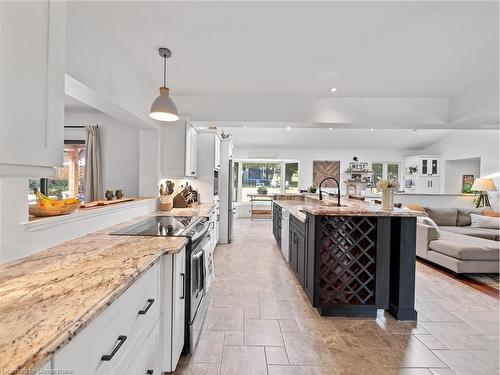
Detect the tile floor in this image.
<box><xmin>174</xmin><ymin>219</ymin><xmax>499</xmax><ymax>375</ymax></box>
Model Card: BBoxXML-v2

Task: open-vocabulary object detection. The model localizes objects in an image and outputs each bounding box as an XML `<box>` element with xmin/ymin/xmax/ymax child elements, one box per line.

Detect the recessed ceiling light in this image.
<box><xmin>286</xmin><ymin>126</ymin><xmax>291</xmax><ymax>131</ymax></box>
<box><xmin>328</xmin><ymin>127</ymin><xmax>333</xmax><ymax>130</ymax></box>
<box><xmin>370</xmin><ymin>128</ymin><xmax>374</xmax><ymax>132</ymax></box>
<box><xmin>330</xmin><ymin>88</ymin><xmax>337</xmax><ymax>93</ymax></box>
<box><xmin>244</xmin><ymin>126</ymin><xmax>248</xmax><ymax>130</ymax></box>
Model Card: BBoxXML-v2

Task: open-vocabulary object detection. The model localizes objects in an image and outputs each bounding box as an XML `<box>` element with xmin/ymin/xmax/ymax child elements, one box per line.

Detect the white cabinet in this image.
<box><xmin>185</xmin><ymin>124</ymin><xmax>198</xmax><ymax>177</ymax></box>
<box><xmin>420</xmin><ymin>158</ymin><xmax>440</xmax><ymax>176</ymax></box>
<box><xmin>160</xmin><ymin>246</ymin><xmax>186</xmax><ymax>373</ymax></box>
<box><xmin>160</xmin><ymin>118</ymin><xmax>198</xmax><ymax>178</ymax></box>
<box><xmin>214</xmin><ymin>135</ymin><xmax>221</xmax><ymax>170</ymax></box>
<box><xmin>124</xmin><ymin>321</ymin><xmax>160</xmax><ymax>375</ymax></box>
<box><xmin>171</xmin><ymin>247</ymin><xmax>185</xmax><ymax>370</ymax></box>
<box><xmin>419</xmin><ymin>176</ymin><xmax>440</xmax><ymax>194</ymax></box>
<box><xmin>0</xmin><ymin>0</ymin><xmax>66</xmax><ymax>175</ymax></box>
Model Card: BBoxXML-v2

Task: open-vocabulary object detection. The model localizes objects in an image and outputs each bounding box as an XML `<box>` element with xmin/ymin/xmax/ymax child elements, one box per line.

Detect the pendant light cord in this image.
<box><xmin>163</xmin><ymin>54</ymin><xmax>166</xmax><ymax>88</ymax></box>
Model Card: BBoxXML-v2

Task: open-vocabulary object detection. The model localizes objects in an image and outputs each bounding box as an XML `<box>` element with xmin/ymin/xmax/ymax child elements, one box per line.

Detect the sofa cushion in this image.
<box><xmin>439</xmin><ymin>226</ymin><xmax>499</xmax><ymax>241</ymax></box>
<box><xmin>471</xmin><ymin>213</ymin><xmax>500</xmax><ymax>229</ymax></box>
<box><xmin>429</xmin><ymin>231</ymin><xmax>500</xmax><ymax>260</ymax></box>
<box><xmin>457</xmin><ymin>208</ymin><xmax>485</xmax><ymax>226</ymax></box>
<box><xmin>484</xmin><ymin>210</ymin><xmax>500</xmax><ymax>218</ymax></box>
<box><xmin>424</xmin><ymin>207</ymin><xmax>458</xmax><ymax>226</ymax></box>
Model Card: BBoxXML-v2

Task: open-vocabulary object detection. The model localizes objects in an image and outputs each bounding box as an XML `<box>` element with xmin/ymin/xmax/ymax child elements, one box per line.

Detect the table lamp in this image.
<box><xmin>471</xmin><ymin>178</ymin><xmax>497</xmax><ymax>207</ymax></box>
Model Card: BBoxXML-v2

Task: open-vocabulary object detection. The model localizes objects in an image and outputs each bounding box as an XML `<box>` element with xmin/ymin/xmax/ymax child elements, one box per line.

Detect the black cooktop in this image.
<box><xmin>110</xmin><ymin>216</ymin><xmax>200</xmax><ymax>237</ymax></box>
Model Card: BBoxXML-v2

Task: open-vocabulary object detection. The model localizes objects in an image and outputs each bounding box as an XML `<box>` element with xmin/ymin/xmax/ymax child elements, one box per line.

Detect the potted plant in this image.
<box><xmin>376</xmin><ymin>178</ymin><xmax>400</xmax><ymax>210</ymax></box>
<box><xmin>257</xmin><ymin>185</ymin><xmax>268</xmax><ymax>195</ymax></box>
<box><xmin>308</xmin><ymin>185</ymin><xmax>317</xmax><ymax>193</ymax></box>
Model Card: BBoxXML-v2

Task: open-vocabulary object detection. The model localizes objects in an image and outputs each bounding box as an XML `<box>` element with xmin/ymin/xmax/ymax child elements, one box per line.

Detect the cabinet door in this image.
<box><xmin>420</xmin><ymin>159</ymin><xmax>428</xmax><ymax>176</ymax></box>
<box><xmin>289</xmin><ymin>229</ymin><xmax>298</xmax><ymax>274</ymax></box>
<box><xmin>431</xmin><ymin>159</ymin><xmax>439</xmax><ymax>176</ymax></box>
<box><xmin>171</xmin><ymin>247</ymin><xmax>186</xmax><ymax>370</ymax></box>
<box><xmin>185</xmin><ymin>124</ymin><xmax>197</xmax><ymax>177</ymax></box>
<box><xmin>124</xmin><ymin>323</ymin><xmax>160</xmax><ymax>375</ymax></box>
<box><xmin>214</xmin><ymin>135</ymin><xmax>221</xmax><ymax>170</ymax></box>
<box><xmin>190</xmin><ymin>128</ymin><xmax>198</xmax><ymax>176</ymax></box>
<box><xmin>0</xmin><ymin>0</ymin><xmax>65</xmax><ymax>171</ymax></box>
<box><xmin>296</xmin><ymin>232</ymin><xmax>306</xmax><ymax>288</ymax></box>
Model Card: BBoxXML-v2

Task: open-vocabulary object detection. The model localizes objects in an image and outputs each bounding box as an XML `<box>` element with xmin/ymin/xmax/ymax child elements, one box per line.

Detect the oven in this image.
<box><xmin>184</xmin><ymin>221</ymin><xmax>210</xmax><ymax>354</ymax></box>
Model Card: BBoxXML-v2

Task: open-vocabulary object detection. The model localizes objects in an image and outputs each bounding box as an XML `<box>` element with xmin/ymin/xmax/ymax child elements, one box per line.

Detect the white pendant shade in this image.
<box><xmin>149</xmin><ymin>87</ymin><xmax>179</xmax><ymax>122</ymax></box>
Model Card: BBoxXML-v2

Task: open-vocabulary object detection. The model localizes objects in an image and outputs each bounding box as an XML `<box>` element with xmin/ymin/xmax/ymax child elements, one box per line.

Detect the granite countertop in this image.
<box><xmin>0</xmin><ymin>219</ymin><xmax>188</xmax><ymax>372</ymax></box>
<box><xmin>275</xmin><ymin>194</ymin><xmax>425</xmax><ymax>218</ymax></box>
<box><xmin>302</xmin><ymin>197</ymin><xmax>426</xmax><ymax>217</ymax></box>
<box><xmin>155</xmin><ymin>203</ymin><xmax>215</xmax><ymax>217</ymax></box>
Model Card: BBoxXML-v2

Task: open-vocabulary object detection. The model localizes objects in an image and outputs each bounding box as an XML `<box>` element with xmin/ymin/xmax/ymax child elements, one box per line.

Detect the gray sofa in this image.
<box><xmin>416</xmin><ymin>207</ymin><xmax>499</xmax><ymax>274</ymax></box>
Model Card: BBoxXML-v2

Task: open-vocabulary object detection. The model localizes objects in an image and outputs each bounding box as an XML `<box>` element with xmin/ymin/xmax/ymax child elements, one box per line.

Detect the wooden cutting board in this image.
<box><xmin>81</xmin><ymin>198</ymin><xmax>135</xmax><ymax>208</ymax></box>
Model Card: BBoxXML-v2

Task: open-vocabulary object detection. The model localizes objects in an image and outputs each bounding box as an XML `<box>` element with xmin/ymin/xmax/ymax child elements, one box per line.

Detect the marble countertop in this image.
<box><xmin>0</xmin><ymin>218</ymin><xmax>188</xmax><ymax>372</ymax></box>
<box><xmin>156</xmin><ymin>203</ymin><xmax>215</xmax><ymax>217</ymax></box>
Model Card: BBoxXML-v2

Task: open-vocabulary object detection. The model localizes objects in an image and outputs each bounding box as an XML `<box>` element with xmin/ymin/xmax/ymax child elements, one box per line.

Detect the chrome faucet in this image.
<box><xmin>318</xmin><ymin>177</ymin><xmax>341</xmax><ymax>207</ymax></box>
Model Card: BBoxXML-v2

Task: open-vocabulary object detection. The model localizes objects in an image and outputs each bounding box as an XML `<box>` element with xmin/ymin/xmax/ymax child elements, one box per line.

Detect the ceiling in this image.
<box><xmin>70</xmin><ymin>1</ymin><xmax>498</xmax><ymax>98</ymax></box>
<box><xmin>65</xmin><ymin>95</ymin><xmax>101</xmax><ymax>113</ymax></box>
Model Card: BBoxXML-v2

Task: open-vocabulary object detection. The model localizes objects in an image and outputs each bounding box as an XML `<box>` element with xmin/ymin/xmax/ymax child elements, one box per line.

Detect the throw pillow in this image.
<box><xmin>484</xmin><ymin>210</ymin><xmax>500</xmax><ymax>218</ymax></box>
<box><xmin>457</xmin><ymin>208</ymin><xmax>485</xmax><ymax>226</ymax></box>
<box><xmin>424</xmin><ymin>207</ymin><xmax>458</xmax><ymax>226</ymax></box>
<box><xmin>406</xmin><ymin>204</ymin><xmax>425</xmax><ymax>212</ymax></box>
<box><xmin>470</xmin><ymin>213</ymin><xmax>500</xmax><ymax>229</ymax></box>
<box><xmin>417</xmin><ymin>216</ymin><xmax>439</xmax><ymax>230</ymax></box>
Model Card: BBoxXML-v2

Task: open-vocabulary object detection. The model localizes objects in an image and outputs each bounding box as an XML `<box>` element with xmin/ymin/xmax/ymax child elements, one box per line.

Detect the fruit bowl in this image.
<box><xmin>29</xmin><ymin>201</ymin><xmax>81</xmax><ymax>217</ymax></box>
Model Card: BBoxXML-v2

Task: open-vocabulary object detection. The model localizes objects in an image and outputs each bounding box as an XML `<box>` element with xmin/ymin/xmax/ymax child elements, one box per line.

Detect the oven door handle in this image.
<box><xmin>192</xmin><ymin>250</ymin><xmax>204</xmax><ymax>260</ymax></box>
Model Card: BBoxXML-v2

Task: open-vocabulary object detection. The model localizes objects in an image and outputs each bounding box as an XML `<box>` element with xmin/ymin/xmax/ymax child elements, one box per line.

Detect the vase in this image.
<box><xmin>381</xmin><ymin>188</ymin><xmax>394</xmax><ymax>210</ymax></box>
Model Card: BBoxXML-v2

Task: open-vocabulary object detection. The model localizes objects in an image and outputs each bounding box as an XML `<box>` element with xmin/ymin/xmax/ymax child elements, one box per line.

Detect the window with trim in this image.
<box><xmin>372</xmin><ymin>162</ymin><xmax>401</xmax><ymax>190</ymax></box>
<box><xmin>233</xmin><ymin>160</ymin><xmax>299</xmax><ymax>202</ymax></box>
<box><xmin>29</xmin><ymin>141</ymin><xmax>86</xmax><ymax>202</ymax></box>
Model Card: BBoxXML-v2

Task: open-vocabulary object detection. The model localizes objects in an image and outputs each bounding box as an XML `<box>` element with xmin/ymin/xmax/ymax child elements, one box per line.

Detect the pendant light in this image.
<box><xmin>149</xmin><ymin>47</ymin><xmax>179</xmax><ymax>122</ymax></box>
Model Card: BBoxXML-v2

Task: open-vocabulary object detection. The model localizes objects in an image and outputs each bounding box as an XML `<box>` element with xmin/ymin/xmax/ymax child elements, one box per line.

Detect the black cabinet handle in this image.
<box><xmin>138</xmin><ymin>299</ymin><xmax>155</xmax><ymax>315</ymax></box>
<box><xmin>101</xmin><ymin>335</ymin><xmax>127</xmax><ymax>361</ymax></box>
<box><xmin>146</xmin><ymin>371</ymin><xmax>154</xmax><ymax>375</ymax></box>
<box><xmin>180</xmin><ymin>273</ymin><xmax>185</xmax><ymax>299</ymax></box>
<box><xmin>191</xmin><ymin>171</ymin><xmax>195</xmax><ymax>175</ymax></box>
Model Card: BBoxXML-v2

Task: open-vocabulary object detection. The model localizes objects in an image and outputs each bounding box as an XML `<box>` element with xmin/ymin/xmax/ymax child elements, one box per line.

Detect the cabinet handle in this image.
<box><xmin>180</xmin><ymin>273</ymin><xmax>185</xmax><ymax>300</ymax></box>
<box><xmin>191</xmin><ymin>171</ymin><xmax>195</xmax><ymax>175</ymax></box>
<box><xmin>146</xmin><ymin>371</ymin><xmax>154</xmax><ymax>375</ymax></box>
<box><xmin>101</xmin><ymin>335</ymin><xmax>127</xmax><ymax>361</ymax></box>
<box><xmin>138</xmin><ymin>299</ymin><xmax>155</xmax><ymax>315</ymax></box>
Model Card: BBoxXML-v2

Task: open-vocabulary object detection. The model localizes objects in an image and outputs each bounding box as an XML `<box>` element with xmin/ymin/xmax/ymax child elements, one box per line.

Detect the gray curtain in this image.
<box><xmin>84</xmin><ymin>125</ymin><xmax>102</xmax><ymax>202</ymax></box>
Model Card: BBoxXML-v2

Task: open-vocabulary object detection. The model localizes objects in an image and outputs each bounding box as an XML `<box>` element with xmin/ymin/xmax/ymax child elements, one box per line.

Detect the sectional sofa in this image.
<box><xmin>416</xmin><ymin>207</ymin><xmax>500</xmax><ymax>274</ymax></box>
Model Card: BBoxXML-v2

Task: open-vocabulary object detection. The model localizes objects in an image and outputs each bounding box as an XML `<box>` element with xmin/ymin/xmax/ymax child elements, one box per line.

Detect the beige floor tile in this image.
<box><xmin>206</xmin><ymin>307</ymin><xmax>244</xmax><ymax>331</ymax></box>
<box><xmin>432</xmin><ymin>350</ymin><xmax>498</xmax><ymax>375</ymax></box>
<box><xmin>268</xmin><ymin>365</ymin><xmax>316</xmax><ymax>375</ymax></box>
<box><xmin>415</xmin><ymin>334</ymin><xmax>448</xmax><ymax>350</ymax></box>
<box><xmin>279</xmin><ymin>319</ymin><xmax>300</xmax><ymax>332</ymax></box>
<box><xmin>224</xmin><ymin>330</ymin><xmax>244</xmax><ymax>346</ymax></box>
<box><xmin>244</xmin><ymin>318</ymin><xmax>284</xmax><ymax>346</ymax></box>
<box><xmin>221</xmin><ymin>346</ymin><xmax>267</xmax><ymax>375</ymax></box>
<box><xmin>419</xmin><ymin>321</ymin><xmax>489</xmax><ymax>350</ymax></box>
<box><xmin>381</xmin><ymin>334</ymin><xmax>447</xmax><ymax>368</ymax></box>
<box><xmin>173</xmin><ymin>362</ymin><xmax>221</xmax><ymax>375</ymax></box>
<box><xmin>265</xmin><ymin>346</ymin><xmax>289</xmax><ymax>365</ymax></box>
<box><xmin>283</xmin><ymin>331</ymin><xmax>334</xmax><ymax>365</ymax></box>
<box><xmin>192</xmin><ymin>330</ymin><xmax>224</xmax><ymax>364</ymax></box>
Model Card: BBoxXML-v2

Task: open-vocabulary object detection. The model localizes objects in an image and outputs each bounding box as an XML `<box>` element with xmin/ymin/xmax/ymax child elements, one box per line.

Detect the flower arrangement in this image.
<box><xmin>376</xmin><ymin>178</ymin><xmax>400</xmax><ymax>191</ymax></box>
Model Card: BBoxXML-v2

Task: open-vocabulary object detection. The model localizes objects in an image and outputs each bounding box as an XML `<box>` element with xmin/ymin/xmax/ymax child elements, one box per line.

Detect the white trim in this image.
<box><xmin>21</xmin><ymin>198</ymin><xmax>157</xmax><ymax>232</ymax></box>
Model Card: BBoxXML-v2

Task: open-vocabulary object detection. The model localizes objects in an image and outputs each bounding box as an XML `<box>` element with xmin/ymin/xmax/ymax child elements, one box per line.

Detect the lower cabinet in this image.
<box><xmin>289</xmin><ymin>215</ymin><xmax>314</xmax><ymax>303</ymax></box>
<box><xmin>53</xmin><ymin>247</ymin><xmax>186</xmax><ymax>375</ymax></box>
<box><xmin>272</xmin><ymin>203</ymin><xmax>282</xmax><ymax>247</ymax></box>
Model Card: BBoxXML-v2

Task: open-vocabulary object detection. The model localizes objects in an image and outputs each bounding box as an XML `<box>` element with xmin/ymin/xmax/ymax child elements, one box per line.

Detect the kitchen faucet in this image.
<box><xmin>318</xmin><ymin>177</ymin><xmax>341</xmax><ymax>207</ymax></box>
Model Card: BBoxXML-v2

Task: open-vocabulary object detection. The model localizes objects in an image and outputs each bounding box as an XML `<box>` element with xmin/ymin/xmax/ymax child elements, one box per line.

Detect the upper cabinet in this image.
<box><xmin>0</xmin><ymin>0</ymin><xmax>66</xmax><ymax>175</ymax></box>
<box><xmin>160</xmin><ymin>118</ymin><xmax>198</xmax><ymax>178</ymax></box>
<box><xmin>214</xmin><ymin>135</ymin><xmax>221</xmax><ymax>171</ymax></box>
<box><xmin>420</xmin><ymin>157</ymin><xmax>440</xmax><ymax>177</ymax></box>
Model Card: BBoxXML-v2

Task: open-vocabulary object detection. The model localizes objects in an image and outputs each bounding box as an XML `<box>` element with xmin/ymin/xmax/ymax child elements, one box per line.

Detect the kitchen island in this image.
<box><xmin>273</xmin><ymin>195</ymin><xmax>425</xmax><ymax>320</ymax></box>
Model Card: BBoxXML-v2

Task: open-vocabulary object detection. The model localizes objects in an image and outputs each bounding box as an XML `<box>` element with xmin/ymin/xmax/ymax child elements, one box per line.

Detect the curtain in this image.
<box><xmin>84</xmin><ymin>125</ymin><xmax>102</xmax><ymax>202</ymax></box>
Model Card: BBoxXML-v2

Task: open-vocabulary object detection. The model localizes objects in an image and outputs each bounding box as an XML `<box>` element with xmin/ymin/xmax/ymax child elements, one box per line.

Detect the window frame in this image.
<box><xmin>371</xmin><ymin>161</ymin><xmax>402</xmax><ymax>188</ymax></box>
<box><xmin>233</xmin><ymin>159</ymin><xmax>300</xmax><ymax>202</ymax></box>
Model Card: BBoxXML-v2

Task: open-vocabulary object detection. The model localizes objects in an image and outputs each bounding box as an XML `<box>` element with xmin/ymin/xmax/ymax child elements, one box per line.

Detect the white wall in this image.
<box><xmin>444</xmin><ymin>158</ymin><xmax>480</xmax><ymax>194</ymax></box>
<box><xmin>65</xmin><ymin>113</ymin><xmax>141</xmax><ymax>198</ymax></box>
<box><xmin>233</xmin><ymin>147</ymin><xmax>405</xmax><ymax>191</ymax></box>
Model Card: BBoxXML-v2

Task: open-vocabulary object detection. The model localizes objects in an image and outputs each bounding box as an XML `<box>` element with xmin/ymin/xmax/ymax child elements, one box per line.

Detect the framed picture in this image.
<box><xmin>462</xmin><ymin>174</ymin><xmax>474</xmax><ymax>193</ymax></box>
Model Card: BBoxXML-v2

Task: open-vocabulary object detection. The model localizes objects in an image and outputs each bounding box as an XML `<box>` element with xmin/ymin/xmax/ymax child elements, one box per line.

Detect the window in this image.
<box><xmin>29</xmin><ymin>141</ymin><xmax>86</xmax><ymax>201</ymax></box>
<box><xmin>285</xmin><ymin>162</ymin><xmax>299</xmax><ymax>194</ymax></box>
<box><xmin>372</xmin><ymin>162</ymin><xmax>401</xmax><ymax>191</ymax></box>
<box><xmin>241</xmin><ymin>162</ymin><xmax>282</xmax><ymax>202</ymax></box>
<box><xmin>233</xmin><ymin>160</ymin><xmax>299</xmax><ymax>202</ymax></box>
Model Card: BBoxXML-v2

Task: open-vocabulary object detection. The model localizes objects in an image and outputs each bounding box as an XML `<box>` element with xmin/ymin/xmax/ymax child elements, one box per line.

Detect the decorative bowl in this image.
<box><xmin>29</xmin><ymin>202</ymin><xmax>81</xmax><ymax>217</ymax></box>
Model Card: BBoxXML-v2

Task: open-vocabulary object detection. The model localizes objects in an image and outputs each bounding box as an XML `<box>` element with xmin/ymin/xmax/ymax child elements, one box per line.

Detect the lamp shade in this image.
<box><xmin>149</xmin><ymin>87</ymin><xmax>179</xmax><ymax>122</ymax></box>
<box><xmin>471</xmin><ymin>178</ymin><xmax>497</xmax><ymax>192</ymax></box>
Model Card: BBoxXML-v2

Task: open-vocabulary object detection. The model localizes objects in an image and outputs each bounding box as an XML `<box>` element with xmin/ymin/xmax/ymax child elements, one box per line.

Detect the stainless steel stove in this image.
<box><xmin>111</xmin><ymin>215</ymin><xmax>210</xmax><ymax>354</ymax></box>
